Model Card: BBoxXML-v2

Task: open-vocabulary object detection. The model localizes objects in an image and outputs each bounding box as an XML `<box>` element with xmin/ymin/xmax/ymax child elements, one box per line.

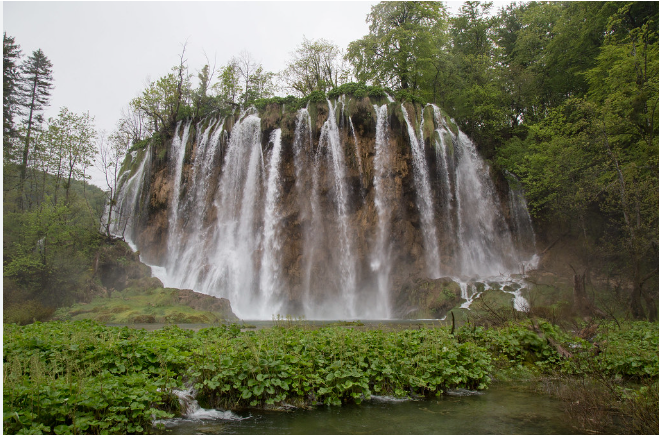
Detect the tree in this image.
<box><xmin>3</xmin><ymin>33</ymin><xmax>22</xmax><ymax>160</ymax></box>
<box><xmin>585</xmin><ymin>4</ymin><xmax>659</xmax><ymax>319</ymax></box>
<box><xmin>347</xmin><ymin>1</ymin><xmax>447</xmax><ymax>93</ymax></box>
<box><xmin>193</xmin><ymin>62</ymin><xmax>217</xmax><ymax>118</ymax></box>
<box><xmin>234</xmin><ymin>50</ymin><xmax>275</xmax><ymax>103</ymax></box>
<box><xmin>281</xmin><ymin>36</ymin><xmax>349</xmax><ymax>96</ymax></box>
<box><xmin>117</xmin><ymin>104</ymin><xmax>151</xmax><ymax>145</ymax></box>
<box><xmin>98</xmin><ymin>128</ymin><xmax>130</xmax><ymax>238</ymax></box>
<box><xmin>39</xmin><ymin>108</ymin><xmax>97</xmax><ymax>204</ymax></box>
<box><xmin>19</xmin><ymin>49</ymin><xmax>53</xmax><ymax>183</ymax></box>
<box><xmin>446</xmin><ymin>1</ymin><xmax>508</xmax><ymax>155</ymax></box>
<box><xmin>212</xmin><ymin>51</ymin><xmax>275</xmax><ymax>106</ymax></box>
<box><xmin>214</xmin><ymin>59</ymin><xmax>241</xmax><ymax>106</ymax></box>
<box><xmin>130</xmin><ymin>69</ymin><xmax>191</xmax><ymax>133</ymax></box>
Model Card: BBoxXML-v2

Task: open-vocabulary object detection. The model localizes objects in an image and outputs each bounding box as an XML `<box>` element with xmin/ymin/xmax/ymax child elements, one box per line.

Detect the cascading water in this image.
<box><xmin>401</xmin><ymin>105</ymin><xmax>441</xmax><ymax>279</ymax></box>
<box><xmin>106</xmin><ymin>145</ymin><xmax>151</xmax><ymax>249</ymax></box>
<box><xmin>370</xmin><ymin>104</ymin><xmax>395</xmax><ymax>318</ymax></box>
<box><xmin>259</xmin><ymin>129</ymin><xmax>284</xmax><ymax>314</ymax></box>
<box><xmin>348</xmin><ymin>116</ymin><xmax>364</xmax><ymax>182</ymax></box>
<box><xmin>314</xmin><ymin>100</ymin><xmax>358</xmax><ymax>318</ymax></box>
<box><xmin>427</xmin><ymin>104</ymin><xmax>534</xmax><ymax>309</ymax></box>
<box><xmin>114</xmin><ymin>98</ymin><xmax>538</xmax><ymax>320</ymax></box>
<box><xmin>165</xmin><ymin>121</ymin><xmax>192</xmax><ymax>269</ymax></box>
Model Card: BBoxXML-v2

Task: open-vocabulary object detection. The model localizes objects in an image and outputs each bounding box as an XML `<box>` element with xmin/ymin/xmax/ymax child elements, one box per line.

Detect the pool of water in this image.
<box><xmin>154</xmin><ymin>384</ymin><xmax>584</xmax><ymax>435</ymax></box>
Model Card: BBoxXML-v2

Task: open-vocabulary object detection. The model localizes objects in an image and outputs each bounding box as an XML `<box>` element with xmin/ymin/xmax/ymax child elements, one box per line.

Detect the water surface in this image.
<box><xmin>155</xmin><ymin>384</ymin><xmax>583</xmax><ymax>435</ymax></box>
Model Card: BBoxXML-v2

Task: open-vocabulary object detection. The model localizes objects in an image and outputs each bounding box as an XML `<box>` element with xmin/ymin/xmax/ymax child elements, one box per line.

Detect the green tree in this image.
<box><xmin>131</xmin><ymin>69</ymin><xmax>191</xmax><ymax>133</ymax></box>
<box><xmin>3</xmin><ymin>33</ymin><xmax>22</xmax><ymax>160</ymax></box>
<box><xmin>234</xmin><ymin>50</ymin><xmax>276</xmax><ymax>104</ymax></box>
<box><xmin>214</xmin><ymin>60</ymin><xmax>241</xmax><ymax>107</ymax></box>
<box><xmin>347</xmin><ymin>1</ymin><xmax>446</xmax><ymax>93</ymax></box>
<box><xmin>37</xmin><ymin>108</ymin><xmax>97</xmax><ymax>204</ymax></box>
<box><xmin>18</xmin><ymin>49</ymin><xmax>53</xmax><ymax>184</ymax></box>
<box><xmin>281</xmin><ymin>36</ymin><xmax>349</xmax><ymax>96</ymax></box>
<box><xmin>585</xmin><ymin>4</ymin><xmax>659</xmax><ymax>319</ymax></box>
<box><xmin>446</xmin><ymin>1</ymin><xmax>507</xmax><ymax>156</ymax></box>
<box><xmin>193</xmin><ymin>63</ymin><xmax>216</xmax><ymax>118</ymax></box>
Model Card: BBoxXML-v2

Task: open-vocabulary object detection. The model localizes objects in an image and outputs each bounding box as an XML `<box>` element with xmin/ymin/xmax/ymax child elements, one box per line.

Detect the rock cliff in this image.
<box><xmin>111</xmin><ymin>96</ymin><xmax>536</xmax><ymax>319</ymax></box>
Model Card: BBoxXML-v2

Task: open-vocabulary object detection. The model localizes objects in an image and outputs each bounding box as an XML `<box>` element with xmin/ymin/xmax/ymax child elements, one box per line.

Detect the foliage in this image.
<box><xmin>593</xmin><ymin>321</ymin><xmax>659</xmax><ymax>378</ymax></box>
<box><xmin>280</xmin><ymin>37</ymin><xmax>350</xmax><ymax>96</ymax></box>
<box><xmin>130</xmin><ymin>70</ymin><xmax>191</xmax><ymax>134</ymax></box>
<box><xmin>36</xmin><ymin>107</ymin><xmax>97</xmax><ymax>203</ymax></box>
<box><xmin>5</xmin><ymin>319</ymin><xmax>658</xmax><ymax>433</ymax></box>
<box><xmin>3</xmin><ymin>321</ymin><xmax>492</xmax><ymax>433</ymax></box>
<box><xmin>3</xmin><ymin>33</ymin><xmax>22</xmax><ymax>158</ymax></box>
<box><xmin>190</xmin><ymin>326</ymin><xmax>490</xmax><ymax>408</ymax></box>
<box><xmin>456</xmin><ymin>321</ymin><xmax>579</xmax><ymax>372</ymax></box>
<box><xmin>326</xmin><ymin>82</ymin><xmax>391</xmax><ymax>100</ymax></box>
<box><xmin>3</xmin><ymin>321</ymin><xmax>182</xmax><ymax>434</ymax></box>
<box><xmin>3</xmin><ymin>163</ymin><xmax>106</xmax><ymax>318</ymax></box>
<box><xmin>347</xmin><ymin>1</ymin><xmax>447</xmax><ymax>94</ymax></box>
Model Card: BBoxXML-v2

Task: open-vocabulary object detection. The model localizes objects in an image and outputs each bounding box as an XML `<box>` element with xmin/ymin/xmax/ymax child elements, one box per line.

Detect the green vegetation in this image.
<box><xmin>53</xmin><ymin>287</ymin><xmax>234</xmax><ymax>325</ymax></box>
<box><xmin>4</xmin><ymin>319</ymin><xmax>658</xmax><ymax>434</ymax></box>
<box><xmin>3</xmin><ymin>321</ymin><xmax>490</xmax><ymax>434</ymax></box>
<box><xmin>3</xmin><ymin>163</ymin><xmax>107</xmax><ymax>324</ymax></box>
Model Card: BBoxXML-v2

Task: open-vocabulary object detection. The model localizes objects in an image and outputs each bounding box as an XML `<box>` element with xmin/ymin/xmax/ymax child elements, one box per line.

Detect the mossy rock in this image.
<box><xmin>396</xmin><ymin>277</ymin><xmax>464</xmax><ymax>319</ymax></box>
<box><xmin>131</xmin><ymin>314</ymin><xmax>156</xmax><ymax>324</ymax></box>
<box><xmin>469</xmin><ymin>290</ymin><xmax>516</xmax><ymax>311</ymax></box>
<box><xmin>53</xmin><ymin>286</ymin><xmax>238</xmax><ymax>324</ymax></box>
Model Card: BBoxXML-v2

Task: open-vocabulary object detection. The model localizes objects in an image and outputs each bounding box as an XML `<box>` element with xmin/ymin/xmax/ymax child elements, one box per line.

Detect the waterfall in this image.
<box><xmin>453</xmin><ymin>129</ymin><xmax>517</xmax><ymax>277</ymax></box>
<box><xmin>348</xmin><ymin>116</ymin><xmax>364</xmax><ymax>182</ymax></box>
<box><xmin>370</xmin><ymin>104</ymin><xmax>394</xmax><ymax>318</ymax></box>
<box><xmin>316</xmin><ymin>99</ymin><xmax>357</xmax><ymax>318</ymax></box>
<box><xmin>209</xmin><ymin>111</ymin><xmax>265</xmax><ymax>317</ymax></box>
<box><xmin>259</xmin><ymin>129</ymin><xmax>284</xmax><ymax>315</ymax></box>
<box><xmin>401</xmin><ymin>105</ymin><xmax>441</xmax><ymax>278</ymax></box>
<box><xmin>164</xmin><ymin>118</ymin><xmax>224</xmax><ymax>290</ymax></box>
<box><xmin>507</xmin><ymin>172</ymin><xmax>538</xmax><ymax>273</ymax></box>
<box><xmin>165</xmin><ymin>121</ymin><xmax>192</xmax><ymax>271</ymax></box>
<box><xmin>117</xmin><ymin>98</ymin><xmax>538</xmax><ymax>320</ymax></box>
<box><xmin>292</xmin><ymin>108</ymin><xmax>318</xmax><ymax>314</ymax></box>
<box><xmin>106</xmin><ymin>145</ymin><xmax>151</xmax><ymax>247</ymax></box>
<box><xmin>431</xmin><ymin>106</ymin><xmax>455</xmax><ymax>243</ymax></box>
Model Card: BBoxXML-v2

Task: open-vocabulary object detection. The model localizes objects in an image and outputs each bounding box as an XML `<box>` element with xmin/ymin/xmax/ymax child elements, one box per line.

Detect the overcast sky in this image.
<box><xmin>4</xmin><ymin>1</ymin><xmax>509</xmax><ymax>187</ymax></box>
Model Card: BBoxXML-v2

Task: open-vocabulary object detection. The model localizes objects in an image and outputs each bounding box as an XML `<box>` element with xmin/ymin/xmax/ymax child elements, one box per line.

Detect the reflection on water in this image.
<box><xmin>154</xmin><ymin>384</ymin><xmax>584</xmax><ymax>435</ymax></box>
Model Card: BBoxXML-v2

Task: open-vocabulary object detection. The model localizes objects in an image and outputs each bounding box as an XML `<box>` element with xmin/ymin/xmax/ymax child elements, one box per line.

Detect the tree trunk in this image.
<box><xmin>630</xmin><ymin>260</ymin><xmax>646</xmax><ymax>319</ymax></box>
<box><xmin>643</xmin><ymin>291</ymin><xmax>657</xmax><ymax>322</ymax></box>
<box><xmin>573</xmin><ymin>271</ymin><xmax>591</xmax><ymax>315</ymax></box>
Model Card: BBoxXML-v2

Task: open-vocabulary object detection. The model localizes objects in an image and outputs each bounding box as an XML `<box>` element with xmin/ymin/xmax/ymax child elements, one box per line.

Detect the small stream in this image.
<box><xmin>154</xmin><ymin>383</ymin><xmax>584</xmax><ymax>435</ymax></box>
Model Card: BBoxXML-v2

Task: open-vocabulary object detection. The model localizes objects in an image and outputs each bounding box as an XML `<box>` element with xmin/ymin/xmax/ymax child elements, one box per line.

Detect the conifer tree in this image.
<box><xmin>19</xmin><ymin>49</ymin><xmax>53</xmax><ymax>183</ymax></box>
<box><xmin>3</xmin><ymin>33</ymin><xmax>22</xmax><ymax>160</ymax></box>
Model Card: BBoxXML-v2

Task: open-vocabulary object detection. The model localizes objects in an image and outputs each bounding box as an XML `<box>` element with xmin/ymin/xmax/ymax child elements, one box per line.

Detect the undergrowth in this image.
<box><xmin>4</xmin><ymin>319</ymin><xmax>657</xmax><ymax>434</ymax></box>
<box><xmin>3</xmin><ymin>321</ymin><xmax>489</xmax><ymax>434</ymax></box>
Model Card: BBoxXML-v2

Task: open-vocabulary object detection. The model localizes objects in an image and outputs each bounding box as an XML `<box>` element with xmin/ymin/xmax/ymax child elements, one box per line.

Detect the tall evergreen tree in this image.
<box><xmin>3</xmin><ymin>33</ymin><xmax>22</xmax><ymax>160</ymax></box>
<box><xmin>19</xmin><ymin>48</ymin><xmax>53</xmax><ymax>183</ymax></box>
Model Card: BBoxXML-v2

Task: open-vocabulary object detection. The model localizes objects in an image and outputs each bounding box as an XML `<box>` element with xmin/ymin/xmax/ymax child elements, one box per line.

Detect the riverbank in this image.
<box><xmin>3</xmin><ymin>319</ymin><xmax>658</xmax><ymax>434</ymax></box>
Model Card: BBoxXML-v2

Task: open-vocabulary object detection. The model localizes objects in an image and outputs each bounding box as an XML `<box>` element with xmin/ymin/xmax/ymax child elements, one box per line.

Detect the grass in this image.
<box><xmin>52</xmin><ymin>287</ymin><xmax>232</xmax><ymax>324</ymax></box>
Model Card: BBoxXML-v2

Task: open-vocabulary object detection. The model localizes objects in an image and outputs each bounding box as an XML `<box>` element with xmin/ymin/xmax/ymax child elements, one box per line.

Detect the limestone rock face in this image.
<box><xmin>112</xmin><ymin>97</ymin><xmax>536</xmax><ymax>319</ymax></box>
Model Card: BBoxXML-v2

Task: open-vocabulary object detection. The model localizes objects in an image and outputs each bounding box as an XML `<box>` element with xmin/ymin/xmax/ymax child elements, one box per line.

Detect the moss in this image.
<box><xmin>53</xmin><ymin>286</ymin><xmax>236</xmax><ymax>324</ymax></box>
<box><xmin>422</xmin><ymin>105</ymin><xmax>435</xmax><ymax>142</ymax></box>
<box><xmin>445</xmin><ymin>116</ymin><xmax>459</xmax><ymax>136</ymax></box>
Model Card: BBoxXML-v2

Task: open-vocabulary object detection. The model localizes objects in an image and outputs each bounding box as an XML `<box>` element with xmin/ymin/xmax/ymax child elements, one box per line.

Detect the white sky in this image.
<box><xmin>4</xmin><ymin>1</ymin><xmax>509</xmax><ymax>187</ymax></box>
